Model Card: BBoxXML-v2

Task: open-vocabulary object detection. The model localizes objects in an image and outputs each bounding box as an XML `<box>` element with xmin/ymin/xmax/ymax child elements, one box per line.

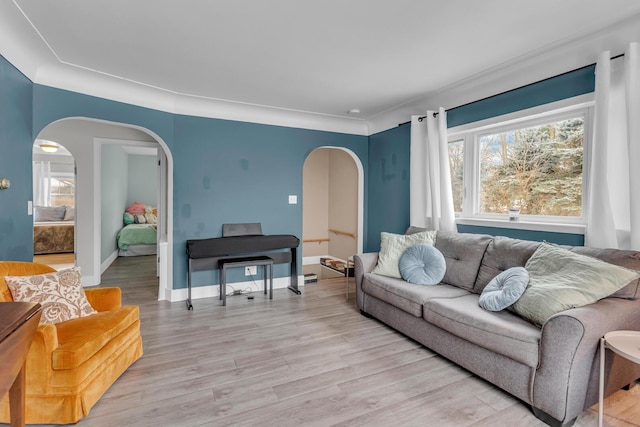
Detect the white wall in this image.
<box><xmin>101</xmin><ymin>145</ymin><xmax>128</xmax><ymax>263</ymax></box>
<box><xmin>127</xmin><ymin>154</ymin><xmax>157</xmax><ymax>207</ymax></box>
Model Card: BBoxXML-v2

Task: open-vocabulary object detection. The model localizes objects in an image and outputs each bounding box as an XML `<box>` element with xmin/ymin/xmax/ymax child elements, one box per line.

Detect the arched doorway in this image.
<box><xmin>34</xmin><ymin>117</ymin><xmax>174</xmax><ymax>301</ymax></box>
<box><xmin>32</xmin><ymin>140</ymin><xmax>76</xmax><ymax>269</ymax></box>
<box><xmin>302</xmin><ymin>147</ymin><xmax>364</xmax><ymax>282</ymax></box>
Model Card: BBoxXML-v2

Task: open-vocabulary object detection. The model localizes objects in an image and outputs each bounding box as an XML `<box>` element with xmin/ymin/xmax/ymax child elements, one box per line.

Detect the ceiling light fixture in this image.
<box><xmin>39</xmin><ymin>141</ymin><xmax>59</xmax><ymax>153</ymax></box>
<box><xmin>348</xmin><ymin>108</ymin><xmax>361</xmax><ymax>115</ymax></box>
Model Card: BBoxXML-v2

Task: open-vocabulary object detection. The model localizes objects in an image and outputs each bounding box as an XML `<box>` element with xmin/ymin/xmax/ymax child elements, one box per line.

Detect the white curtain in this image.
<box><xmin>410</xmin><ymin>107</ymin><xmax>456</xmax><ymax>231</ymax></box>
<box><xmin>586</xmin><ymin>42</ymin><xmax>640</xmax><ymax>250</ymax></box>
<box><xmin>33</xmin><ymin>161</ymin><xmax>51</xmax><ymax>207</ymax></box>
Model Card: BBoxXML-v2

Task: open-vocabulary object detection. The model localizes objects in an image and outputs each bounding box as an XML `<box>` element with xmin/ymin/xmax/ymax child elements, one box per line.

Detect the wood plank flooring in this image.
<box><xmin>10</xmin><ymin>256</ymin><xmax>640</xmax><ymax>426</ymax></box>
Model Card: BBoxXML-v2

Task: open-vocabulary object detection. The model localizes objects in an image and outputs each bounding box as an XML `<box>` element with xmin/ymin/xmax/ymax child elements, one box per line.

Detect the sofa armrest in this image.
<box><xmin>354</xmin><ymin>253</ymin><xmax>379</xmax><ymax>310</ymax></box>
<box><xmin>25</xmin><ymin>323</ymin><xmax>59</xmax><ymax>394</ymax></box>
<box><xmin>533</xmin><ymin>297</ymin><xmax>640</xmax><ymax>423</ymax></box>
<box><xmin>85</xmin><ymin>287</ymin><xmax>122</xmax><ymax>312</ymax></box>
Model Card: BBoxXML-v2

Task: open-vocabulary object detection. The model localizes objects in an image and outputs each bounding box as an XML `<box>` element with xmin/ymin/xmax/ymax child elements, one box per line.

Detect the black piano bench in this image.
<box><xmin>218</xmin><ymin>256</ymin><xmax>274</xmax><ymax>306</ymax></box>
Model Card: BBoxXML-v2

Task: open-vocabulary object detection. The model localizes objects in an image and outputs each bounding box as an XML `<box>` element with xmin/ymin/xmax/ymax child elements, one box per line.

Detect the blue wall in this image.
<box><xmin>0</xmin><ymin>63</ymin><xmax>368</xmax><ymax>289</ymax></box>
<box><xmin>366</xmin><ymin>66</ymin><xmax>595</xmax><ymax>248</ymax></box>
<box><xmin>0</xmin><ymin>55</ymin><xmax>33</xmax><ymax>261</ymax></box>
<box><xmin>367</xmin><ymin>124</ymin><xmax>411</xmax><ymax>252</ymax></box>
<box><xmin>173</xmin><ymin>115</ymin><xmax>368</xmax><ymax>288</ymax></box>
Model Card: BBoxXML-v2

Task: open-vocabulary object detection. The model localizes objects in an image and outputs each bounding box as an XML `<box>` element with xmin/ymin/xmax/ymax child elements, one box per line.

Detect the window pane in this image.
<box><xmin>448</xmin><ymin>139</ymin><xmax>464</xmax><ymax>213</ymax></box>
<box><xmin>51</xmin><ymin>176</ymin><xmax>75</xmax><ymax>207</ymax></box>
<box><xmin>478</xmin><ymin>117</ymin><xmax>583</xmax><ymax>217</ymax></box>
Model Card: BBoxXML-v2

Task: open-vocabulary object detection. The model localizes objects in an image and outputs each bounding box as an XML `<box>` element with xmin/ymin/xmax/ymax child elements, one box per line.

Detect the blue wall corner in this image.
<box><xmin>366</xmin><ymin>124</ymin><xmax>411</xmax><ymax>252</ymax></box>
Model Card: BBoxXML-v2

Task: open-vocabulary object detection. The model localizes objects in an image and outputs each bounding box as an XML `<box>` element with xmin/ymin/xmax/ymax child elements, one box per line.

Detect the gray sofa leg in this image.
<box><xmin>359</xmin><ymin>309</ymin><xmax>372</xmax><ymax>318</ymax></box>
<box><xmin>532</xmin><ymin>407</ymin><xmax>576</xmax><ymax>427</ymax></box>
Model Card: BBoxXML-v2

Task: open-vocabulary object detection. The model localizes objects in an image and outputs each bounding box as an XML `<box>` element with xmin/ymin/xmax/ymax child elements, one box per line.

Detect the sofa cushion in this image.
<box><xmin>372</xmin><ymin>230</ymin><xmax>436</xmax><ymax>279</ymax></box>
<box><xmin>479</xmin><ymin>267</ymin><xmax>529</xmax><ymax>311</ymax></box>
<box><xmin>511</xmin><ymin>243</ymin><xmax>640</xmax><ymax>327</ymax></box>
<box><xmin>52</xmin><ymin>305</ymin><xmax>140</xmax><ymax>370</ymax></box>
<box><xmin>362</xmin><ymin>272</ymin><xmax>469</xmax><ymax>317</ymax></box>
<box><xmin>424</xmin><ymin>294</ymin><xmax>541</xmax><ymax>367</ymax></box>
<box><xmin>5</xmin><ymin>267</ymin><xmax>97</xmax><ymax>324</ymax></box>
<box><xmin>434</xmin><ymin>231</ymin><xmax>493</xmax><ymax>292</ymax></box>
<box><xmin>399</xmin><ymin>243</ymin><xmax>446</xmax><ymax>285</ymax></box>
<box><xmin>474</xmin><ymin>236</ymin><xmax>540</xmax><ymax>293</ymax></box>
<box><xmin>570</xmin><ymin>246</ymin><xmax>640</xmax><ymax>299</ymax></box>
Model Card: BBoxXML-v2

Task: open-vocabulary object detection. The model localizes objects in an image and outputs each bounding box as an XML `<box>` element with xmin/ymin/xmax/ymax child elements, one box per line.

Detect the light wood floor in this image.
<box><xmin>16</xmin><ymin>256</ymin><xmax>640</xmax><ymax>426</ymax></box>
<box><xmin>33</xmin><ymin>253</ymin><xmax>75</xmax><ymax>270</ymax></box>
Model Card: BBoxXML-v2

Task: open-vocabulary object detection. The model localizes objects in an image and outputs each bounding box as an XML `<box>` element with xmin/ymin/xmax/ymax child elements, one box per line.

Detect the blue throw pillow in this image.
<box><xmin>399</xmin><ymin>243</ymin><xmax>446</xmax><ymax>285</ymax></box>
<box><xmin>479</xmin><ymin>267</ymin><xmax>529</xmax><ymax>311</ymax></box>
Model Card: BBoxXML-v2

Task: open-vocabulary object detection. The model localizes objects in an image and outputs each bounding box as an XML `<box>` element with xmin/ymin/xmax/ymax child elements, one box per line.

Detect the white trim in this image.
<box><xmin>101</xmin><ymin>249</ymin><xmax>118</xmax><ymax>274</ymax></box>
<box><xmin>170</xmin><ymin>275</ymin><xmax>305</xmax><ymax>303</ymax></box>
<box><xmin>456</xmin><ymin>218</ymin><xmax>585</xmax><ymax>235</ymax></box>
<box><xmin>92</xmin><ymin>131</ymin><xmax>174</xmax><ymax>301</ymax></box>
<box><xmin>82</xmin><ymin>275</ymin><xmax>99</xmax><ymax>287</ymax></box>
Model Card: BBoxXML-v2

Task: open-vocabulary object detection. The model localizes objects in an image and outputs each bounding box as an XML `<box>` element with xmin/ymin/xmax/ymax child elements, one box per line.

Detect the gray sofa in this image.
<box><xmin>354</xmin><ymin>231</ymin><xmax>640</xmax><ymax>427</ymax></box>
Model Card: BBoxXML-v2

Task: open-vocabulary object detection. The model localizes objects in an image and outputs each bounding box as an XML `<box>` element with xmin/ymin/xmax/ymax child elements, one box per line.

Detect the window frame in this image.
<box><xmin>447</xmin><ymin>94</ymin><xmax>594</xmax><ymax>234</ymax></box>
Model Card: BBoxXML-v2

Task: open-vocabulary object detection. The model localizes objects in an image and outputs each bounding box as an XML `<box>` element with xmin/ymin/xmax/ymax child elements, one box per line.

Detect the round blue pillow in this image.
<box><xmin>478</xmin><ymin>267</ymin><xmax>529</xmax><ymax>311</ymax></box>
<box><xmin>399</xmin><ymin>243</ymin><xmax>446</xmax><ymax>285</ymax></box>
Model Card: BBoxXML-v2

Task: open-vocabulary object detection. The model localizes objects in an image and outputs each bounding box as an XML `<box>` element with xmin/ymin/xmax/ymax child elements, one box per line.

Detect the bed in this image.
<box><xmin>117</xmin><ymin>224</ymin><xmax>157</xmax><ymax>256</ymax></box>
<box><xmin>33</xmin><ymin>206</ymin><xmax>75</xmax><ymax>254</ymax></box>
<box><xmin>34</xmin><ymin>221</ymin><xmax>74</xmax><ymax>254</ymax></box>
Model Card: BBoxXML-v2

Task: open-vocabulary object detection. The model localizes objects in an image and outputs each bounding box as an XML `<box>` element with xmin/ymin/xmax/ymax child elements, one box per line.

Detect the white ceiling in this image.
<box><xmin>2</xmin><ymin>0</ymin><xmax>640</xmax><ymax>135</ymax></box>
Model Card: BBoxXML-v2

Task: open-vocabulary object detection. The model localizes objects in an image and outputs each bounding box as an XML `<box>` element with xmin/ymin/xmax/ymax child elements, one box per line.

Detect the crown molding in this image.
<box><xmin>367</xmin><ymin>13</ymin><xmax>640</xmax><ymax>135</ymax></box>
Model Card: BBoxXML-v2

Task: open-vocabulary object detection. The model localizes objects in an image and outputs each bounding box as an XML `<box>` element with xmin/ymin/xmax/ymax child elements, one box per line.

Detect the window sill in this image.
<box><xmin>456</xmin><ymin>218</ymin><xmax>585</xmax><ymax>235</ymax></box>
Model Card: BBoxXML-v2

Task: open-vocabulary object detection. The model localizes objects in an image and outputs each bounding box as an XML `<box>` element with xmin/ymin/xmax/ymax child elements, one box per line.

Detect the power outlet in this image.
<box><xmin>245</xmin><ymin>266</ymin><xmax>257</xmax><ymax>276</ymax></box>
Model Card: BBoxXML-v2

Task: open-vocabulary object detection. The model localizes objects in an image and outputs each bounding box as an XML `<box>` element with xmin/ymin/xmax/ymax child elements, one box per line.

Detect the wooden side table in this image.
<box><xmin>0</xmin><ymin>302</ymin><xmax>42</xmax><ymax>427</ymax></box>
<box><xmin>599</xmin><ymin>330</ymin><xmax>640</xmax><ymax>427</ymax></box>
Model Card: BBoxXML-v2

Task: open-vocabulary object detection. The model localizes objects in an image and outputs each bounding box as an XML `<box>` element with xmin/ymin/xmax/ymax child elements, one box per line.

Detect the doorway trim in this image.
<box><xmin>93</xmin><ymin>130</ymin><xmax>173</xmax><ymax>301</ymax></box>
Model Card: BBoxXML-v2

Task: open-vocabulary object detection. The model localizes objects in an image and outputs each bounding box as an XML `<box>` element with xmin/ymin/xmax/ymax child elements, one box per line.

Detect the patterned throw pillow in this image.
<box><xmin>5</xmin><ymin>267</ymin><xmax>97</xmax><ymax>324</ymax></box>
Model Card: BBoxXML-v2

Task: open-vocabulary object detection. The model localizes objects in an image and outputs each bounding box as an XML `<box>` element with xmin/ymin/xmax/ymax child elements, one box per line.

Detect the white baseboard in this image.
<box><xmin>170</xmin><ymin>275</ymin><xmax>305</xmax><ymax>302</ymax></box>
<box><xmin>101</xmin><ymin>250</ymin><xmax>119</xmax><ymax>274</ymax></box>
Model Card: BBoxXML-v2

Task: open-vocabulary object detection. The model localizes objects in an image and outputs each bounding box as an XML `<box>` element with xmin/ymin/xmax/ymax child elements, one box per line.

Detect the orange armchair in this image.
<box><xmin>0</xmin><ymin>261</ymin><xmax>143</xmax><ymax>424</ymax></box>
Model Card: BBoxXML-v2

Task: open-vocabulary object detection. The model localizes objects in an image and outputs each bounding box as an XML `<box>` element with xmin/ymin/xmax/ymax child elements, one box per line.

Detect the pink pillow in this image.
<box><xmin>125</xmin><ymin>201</ymin><xmax>146</xmax><ymax>214</ymax></box>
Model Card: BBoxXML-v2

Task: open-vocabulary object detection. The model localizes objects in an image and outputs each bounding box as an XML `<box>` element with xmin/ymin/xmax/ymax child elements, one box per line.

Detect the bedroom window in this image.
<box><xmin>50</xmin><ymin>175</ymin><xmax>75</xmax><ymax>207</ymax></box>
<box><xmin>448</xmin><ymin>97</ymin><xmax>592</xmax><ymax>224</ymax></box>
<box><xmin>33</xmin><ymin>161</ymin><xmax>75</xmax><ymax>207</ymax></box>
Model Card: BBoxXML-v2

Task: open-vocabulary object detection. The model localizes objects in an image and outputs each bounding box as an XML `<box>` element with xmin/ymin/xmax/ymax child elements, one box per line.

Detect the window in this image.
<box><xmin>50</xmin><ymin>175</ymin><xmax>75</xmax><ymax>207</ymax></box>
<box><xmin>448</xmin><ymin>98</ymin><xmax>592</xmax><ymax>224</ymax></box>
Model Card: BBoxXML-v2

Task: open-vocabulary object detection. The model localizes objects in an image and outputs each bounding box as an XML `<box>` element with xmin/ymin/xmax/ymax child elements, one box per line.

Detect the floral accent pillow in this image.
<box><xmin>5</xmin><ymin>267</ymin><xmax>97</xmax><ymax>324</ymax></box>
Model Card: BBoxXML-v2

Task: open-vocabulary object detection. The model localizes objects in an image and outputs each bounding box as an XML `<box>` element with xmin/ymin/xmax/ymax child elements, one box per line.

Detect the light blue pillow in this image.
<box><xmin>479</xmin><ymin>267</ymin><xmax>529</xmax><ymax>311</ymax></box>
<box><xmin>399</xmin><ymin>243</ymin><xmax>446</xmax><ymax>285</ymax></box>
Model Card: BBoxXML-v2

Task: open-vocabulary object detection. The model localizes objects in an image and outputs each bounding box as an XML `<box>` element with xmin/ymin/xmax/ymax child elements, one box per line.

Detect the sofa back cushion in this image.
<box><xmin>474</xmin><ymin>236</ymin><xmax>541</xmax><ymax>294</ymax></box>
<box><xmin>434</xmin><ymin>231</ymin><xmax>493</xmax><ymax>292</ymax></box>
<box><xmin>570</xmin><ymin>246</ymin><xmax>640</xmax><ymax>298</ymax></box>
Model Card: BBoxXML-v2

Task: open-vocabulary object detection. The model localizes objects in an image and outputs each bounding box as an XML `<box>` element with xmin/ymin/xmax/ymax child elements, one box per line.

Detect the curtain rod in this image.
<box><xmin>397</xmin><ymin>52</ymin><xmax>625</xmax><ymax>128</ymax></box>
